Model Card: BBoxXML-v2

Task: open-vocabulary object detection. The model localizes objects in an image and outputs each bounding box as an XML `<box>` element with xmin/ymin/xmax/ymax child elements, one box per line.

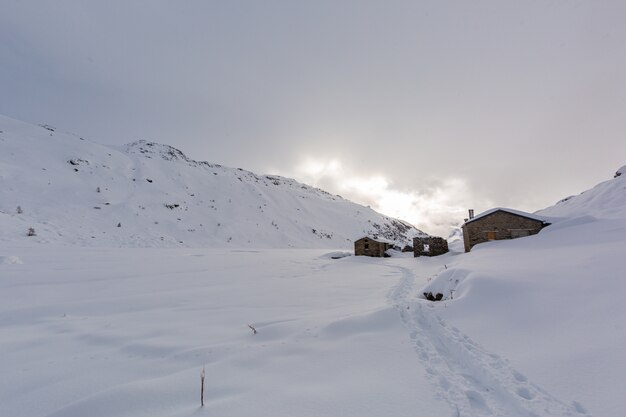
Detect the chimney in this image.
<box><xmin>468</xmin><ymin>209</ymin><xmax>474</xmax><ymax>220</ymax></box>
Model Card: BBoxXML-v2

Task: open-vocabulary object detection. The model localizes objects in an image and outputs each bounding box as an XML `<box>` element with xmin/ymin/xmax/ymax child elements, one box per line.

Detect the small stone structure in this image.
<box><xmin>413</xmin><ymin>237</ymin><xmax>449</xmax><ymax>257</ymax></box>
<box><xmin>354</xmin><ymin>236</ymin><xmax>392</xmax><ymax>257</ymax></box>
<box><xmin>462</xmin><ymin>208</ymin><xmax>550</xmax><ymax>252</ymax></box>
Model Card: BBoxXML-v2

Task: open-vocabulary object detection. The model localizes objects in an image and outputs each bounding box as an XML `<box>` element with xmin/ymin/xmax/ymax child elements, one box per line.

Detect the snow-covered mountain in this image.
<box><xmin>0</xmin><ymin>114</ymin><xmax>426</xmax><ymax>248</ymax></box>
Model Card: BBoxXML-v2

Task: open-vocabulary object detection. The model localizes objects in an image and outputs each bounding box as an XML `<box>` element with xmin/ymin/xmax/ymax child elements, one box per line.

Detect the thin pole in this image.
<box><xmin>201</xmin><ymin>366</ymin><xmax>205</xmax><ymax>407</ymax></box>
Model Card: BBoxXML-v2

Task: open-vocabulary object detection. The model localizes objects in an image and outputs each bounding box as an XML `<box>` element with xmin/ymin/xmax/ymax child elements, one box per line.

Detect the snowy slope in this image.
<box><xmin>420</xmin><ymin>167</ymin><xmax>626</xmax><ymax>417</ymax></box>
<box><xmin>0</xmin><ymin>115</ymin><xmax>425</xmax><ymax>248</ymax></box>
<box><xmin>536</xmin><ymin>166</ymin><xmax>626</xmax><ymax>219</ymax></box>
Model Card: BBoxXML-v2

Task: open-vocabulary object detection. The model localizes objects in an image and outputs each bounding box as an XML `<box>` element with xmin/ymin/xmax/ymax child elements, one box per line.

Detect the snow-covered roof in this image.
<box><xmin>356</xmin><ymin>236</ymin><xmax>397</xmax><ymax>245</ymax></box>
<box><xmin>464</xmin><ymin>208</ymin><xmax>550</xmax><ymax>225</ymax></box>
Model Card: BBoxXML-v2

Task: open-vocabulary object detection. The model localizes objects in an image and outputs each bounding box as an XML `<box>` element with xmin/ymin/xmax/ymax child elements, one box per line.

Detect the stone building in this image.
<box><xmin>462</xmin><ymin>208</ymin><xmax>550</xmax><ymax>252</ymax></box>
<box><xmin>413</xmin><ymin>237</ymin><xmax>449</xmax><ymax>257</ymax></box>
<box><xmin>354</xmin><ymin>236</ymin><xmax>393</xmax><ymax>257</ymax></box>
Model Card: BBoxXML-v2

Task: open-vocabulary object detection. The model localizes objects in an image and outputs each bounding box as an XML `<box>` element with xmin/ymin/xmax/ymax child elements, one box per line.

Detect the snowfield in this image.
<box><xmin>1</xmin><ymin>247</ymin><xmax>453</xmax><ymax>417</ymax></box>
<box><xmin>1</xmin><ymin>114</ymin><xmax>625</xmax><ymax>416</ymax></box>
<box><xmin>2</xmin><ymin>223</ymin><xmax>623</xmax><ymax>416</ymax></box>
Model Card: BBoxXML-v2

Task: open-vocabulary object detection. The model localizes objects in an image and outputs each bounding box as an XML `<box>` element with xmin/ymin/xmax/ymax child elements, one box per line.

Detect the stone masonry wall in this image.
<box><xmin>413</xmin><ymin>237</ymin><xmax>449</xmax><ymax>257</ymax></box>
<box><xmin>355</xmin><ymin>237</ymin><xmax>390</xmax><ymax>257</ymax></box>
<box><xmin>461</xmin><ymin>211</ymin><xmax>546</xmax><ymax>252</ymax></box>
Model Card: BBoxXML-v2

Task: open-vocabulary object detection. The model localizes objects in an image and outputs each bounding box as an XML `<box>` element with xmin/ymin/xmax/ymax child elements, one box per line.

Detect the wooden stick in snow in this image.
<box><xmin>200</xmin><ymin>365</ymin><xmax>205</xmax><ymax>407</ymax></box>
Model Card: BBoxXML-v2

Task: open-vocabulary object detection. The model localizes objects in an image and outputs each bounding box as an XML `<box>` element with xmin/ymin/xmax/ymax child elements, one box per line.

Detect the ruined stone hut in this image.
<box><xmin>413</xmin><ymin>236</ymin><xmax>449</xmax><ymax>257</ymax></box>
<box><xmin>462</xmin><ymin>208</ymin><xmax>550</xmax><ymax>252</ymax></box>
<box><xmin>354</xmin><ymin>236</ymin><xmax>393</xmax><ymax>257</ymax></box>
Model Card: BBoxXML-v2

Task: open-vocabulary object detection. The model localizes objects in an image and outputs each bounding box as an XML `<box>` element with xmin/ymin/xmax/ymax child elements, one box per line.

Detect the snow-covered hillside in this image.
<box><xmin>420</xmin><ymin>167</ymin><xmax>626</xmax><ymax>417</ymax></box>
<box><xmin>536</xmin><ymin>165</ymin><xmax>626</xmax><ymax>219</ymax></box>
<box><xmin>0</xmin><ymin>115</ymin><xmax>425</xmax><ymax>248</ymax></box>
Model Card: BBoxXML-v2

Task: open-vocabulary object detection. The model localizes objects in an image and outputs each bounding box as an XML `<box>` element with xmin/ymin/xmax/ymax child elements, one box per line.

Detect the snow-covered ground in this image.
<box><xmin>2</xmin><ymin>221</ymin><xmax>623</xmax><ymax>416</ymax></box>
<box><xmin>2</xmin><ymin>114</ymin><xmax>625</xmax><ymax>416</ymax></box>
<box><xmin>0</xmin><ymin>246</ymin><xmax>452</xmax><ymax>417</ymax></box>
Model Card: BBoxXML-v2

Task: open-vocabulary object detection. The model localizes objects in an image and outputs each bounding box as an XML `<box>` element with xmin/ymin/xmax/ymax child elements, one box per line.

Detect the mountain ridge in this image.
<box><xmin>536</xmin><ymin>165</ymin><xmax>626</xmax><ymax>220</ymax></box>
<box><xmin>0</xmin><ymin>114</ymin><xmax>426</xmax><ymax>248</ymax></box>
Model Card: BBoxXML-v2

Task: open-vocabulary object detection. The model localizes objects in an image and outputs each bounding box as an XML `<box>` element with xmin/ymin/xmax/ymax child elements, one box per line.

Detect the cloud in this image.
<box><xmin>2</xmin><ymin>1</ymin><xmax>625</xmax><ymax>229</ymax></box>
<box><xmin>274</xmin><ymin>157</ymin><xmax>492</xmax><ymax>236</ymax></box>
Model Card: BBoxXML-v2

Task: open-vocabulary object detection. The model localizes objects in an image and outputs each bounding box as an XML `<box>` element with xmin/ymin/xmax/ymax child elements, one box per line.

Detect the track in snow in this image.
<box><xmin>387</xmin><ymin>265</ymin><xmax>591</xmax><ymax>417</ymax></box>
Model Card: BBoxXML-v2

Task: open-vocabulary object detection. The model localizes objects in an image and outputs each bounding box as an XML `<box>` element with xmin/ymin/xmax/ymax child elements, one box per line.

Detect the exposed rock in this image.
<box><xmin>423</xmin><ymin>292</ymin><xmax>445</xmax><ymax>302</ymax></box>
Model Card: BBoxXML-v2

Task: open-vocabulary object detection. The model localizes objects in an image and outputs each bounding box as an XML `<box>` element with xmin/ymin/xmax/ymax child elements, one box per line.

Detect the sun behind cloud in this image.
<box><xmin>271</xmin><ymin>157</ymin><xmax>490</xmax><ymax>237</ymax></box>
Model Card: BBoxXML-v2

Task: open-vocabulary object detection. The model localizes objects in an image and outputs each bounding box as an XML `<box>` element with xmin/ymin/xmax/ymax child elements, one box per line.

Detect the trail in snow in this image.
<box><xmin>387</xmin><ymin>265</ymin><xmax>591</xmax><ymax>417</ymax></box>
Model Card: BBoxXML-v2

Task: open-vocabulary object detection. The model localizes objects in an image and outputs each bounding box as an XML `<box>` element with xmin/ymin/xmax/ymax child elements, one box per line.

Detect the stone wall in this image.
<box><xmin>354</xmin><ymin>237</ymin><xmax>390</xmax><ymax>257</ymax></box>
<box><xmin>413</xmin><ymin>237</ymin><xmax>449</xmax><ymax>257</ymax></box>
<box><xmin>461</xmin><ymin>210</ymin><xmax>547</xmax><ymax>252</ymax></box>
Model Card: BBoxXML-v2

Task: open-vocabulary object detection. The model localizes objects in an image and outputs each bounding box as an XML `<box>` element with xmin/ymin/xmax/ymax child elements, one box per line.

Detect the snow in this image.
<box><xmin>465</xmin><ymin>207</ymin><xmax>552</xmax><ymax>224</ymax></box>
<box><xmin>537</xmin><ymin>169</ymin><xmax>626</xmax><ymax>219</ymax></box>
<box><xmin>320</xmin><ymin>251</ymin><xmax>352</xmax><ymax>259</ymax></box>
<box><xmin>0</xmin><ymin>114</ymin><xmax>425</xmax><ymax>249</ymax></box>
<box><xmin>1</xmin><ymin>113</ymin><xmax>625</xmax><ymax>417</ymax></box>
<box><xmin>0</xmin><ymin>255</ymin><xmax>23</xmax><ymax>265</ymax></box>
<box><xmin>422</xmin><ymin>169</ymin><xmax>626</xmax><ymax>417</ymax></box>
<box><xmin>356</xmin><ymin>235</ymin><xmax>397</xmax><ymax>245</ymax></box>
<box><xmin>1</xmin><ymin>242</ymin><xmax>608</xmax><ymax>417</ymax></box>
<box><xmin>0</xmin><ymin>247</ymin><xmax>450</xmax><ymax>417</ymax></box>
<box><xmin>421</xmin><ymin>217</ymin><xmax>626</xmax><ymax>417</ymax></box>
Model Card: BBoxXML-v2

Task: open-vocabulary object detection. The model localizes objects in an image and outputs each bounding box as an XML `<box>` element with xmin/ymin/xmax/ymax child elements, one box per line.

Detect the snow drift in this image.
<box><xmin>420</xmin><ymin>167</ymin><xmax>626</xmax><ymax>417</ymax></box>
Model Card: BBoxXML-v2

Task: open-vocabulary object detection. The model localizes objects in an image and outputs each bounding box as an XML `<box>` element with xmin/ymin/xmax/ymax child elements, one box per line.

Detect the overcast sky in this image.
<box><xmin>2</xmin><ymin>1</ymin><xmax>625</xmax><ymax>236</ymax></box>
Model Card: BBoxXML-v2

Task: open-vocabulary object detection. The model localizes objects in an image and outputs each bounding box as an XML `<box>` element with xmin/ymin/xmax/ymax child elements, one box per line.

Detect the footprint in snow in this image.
<box><xmin>466</xmin><ymin>390</ymin><xmax>492</xmax><ymax>413</ymax></box>
<box><xmin>386</xmin><ymin>264</ymin><xmax>593</xmax><ymax>417</ymax></box>
<box><xmin>572</xmin><ymin>401</ymin><xmax>588</xmax><ymax>414</ymax></box>
<box><xmin>513</xmin><ymin>371</ymin><xmax>527</xmax><ymax>382</ymax></box>
<box><xmin>516</xmin><ymin>386</ymin><xmax>534</xmax><ymax>400</ymax></box>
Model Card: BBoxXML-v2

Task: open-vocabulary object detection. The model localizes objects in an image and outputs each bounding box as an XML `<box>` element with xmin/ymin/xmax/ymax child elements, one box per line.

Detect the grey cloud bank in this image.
<box><xmin>2</xmin><ymin>1</ymin><xmax>625</xmax><ymax>235</ymax></box>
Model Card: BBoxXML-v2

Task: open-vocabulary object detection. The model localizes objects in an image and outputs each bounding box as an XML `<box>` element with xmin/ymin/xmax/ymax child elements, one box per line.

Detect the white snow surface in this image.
<box><xmin>466</xmin><ymin>207</ymin><xmax>551</xmax><ymax>224</ymax></box>
<box><xmin>0</xmin><ymin>114</ymin><xmax>425</xmax><ymax>248</ymax></box>
<box><xmin>0</xmin><ymin>255</ymin><xmax>23</xmax><ymax>265</ymax></box>
<box><xmin>1</xmin><ymin>113</ymin><xmax>625</xmax><ymax>417</ymax></box>
<box><xmin>537</xmin><ymin>169</ymin><xmax>626</xmax><ymax>219</ymax></box>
